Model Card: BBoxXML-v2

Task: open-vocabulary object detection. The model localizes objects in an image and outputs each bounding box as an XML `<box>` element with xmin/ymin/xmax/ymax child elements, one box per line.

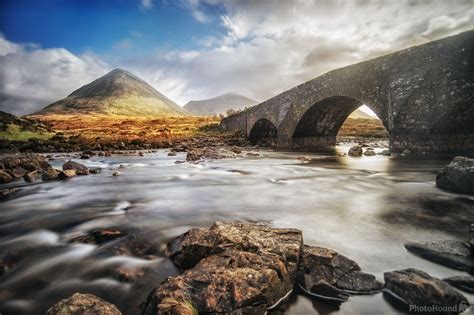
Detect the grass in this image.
<box><xmin>27</xmin><ymin>114</ymin><xmax>222</xmax><ymax>142</ymax></box>
<box><xmin>0</xmin><ymin>124</ymin><xmax>54</xmax><ymax>141</ymax></box>
<box><xmin>337</xmin><ymin>118</ymin><xmax>388</xmax><ymax>138</ymax></box>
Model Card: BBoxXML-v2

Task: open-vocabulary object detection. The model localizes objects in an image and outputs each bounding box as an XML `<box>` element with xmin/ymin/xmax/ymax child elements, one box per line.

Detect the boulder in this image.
<box><xmin>297</xmin><ymin>245</ymin><xmax>382</xmax><ymax>300</ymax></box>
<box><xmin>143</xmin><ymin>249</ymin><xmax>292</xmax><ymax>315</ymax></box>
<box><xmin>0</xmin><ymin>170</ymin><xmax>13</xmax><ymax>183</ymax></box>
<box><xmin>23</xmin><ymin>170</ymin><xmax>40</xmax><ymax>183</ymax></box>
<box><xmin>364</xmin><ymin>150</ymin><xmax>376</xmax><ymax>156</ymax></box>
<box><xmin>383</xmin><ymin>268</ymin><xmax>469</xmax><ymax>313</ymax></box>
<box><xmin>166</xmin><ymin>221</ymin><xmax>303</xmax><ymax>278</ymax></box>
<box><xmin>144</xmin><ymin>221</ymin><xmax>303</xmax><ymax>314</ymax></box>
<box><xmin>112</xmin><ymin>171</ymin><xmax>120</xmax><ymax>176</ymax></box>
<box><xmin>405</xmin><ymin>241</ymin><xmax>473</xmax><ymax>273</ymax></box>
<box><xmin>231</xmin><ymin>147</ymin><xmax>242</xmax><ymax>154</ymax></box>
<box><xmin>348</xmin><ymin>146</ymin><xmax>363</xmax><ymax>157</ymax></box>
<box><xmin>59</xmin><ymin>169</ymin><xmax>76</xmax><ymax>179</ymax></box>
<box><xmin>63</xmin><ymin>160</ymin><xmax>89</xmax><ymax>175</ymax></box>
<box><xmin>9</xmin><ymin>167</ymin><xmax>27</xmax><ymax>178</ymax></box>
<box><xmin>46</xmin><ymin>292</ymin><xmax>121</xmax><ymax>315</ymax></box>
<box><xmin>89</xmin><ymin>168</ymin><xmax>102</xmax><ymax>174</ymax></box>
<box><xmin>436</xmin><ymin>156</ymin><xmax>474</xmax><ymax>195</ymax></box>
<box><xmin>381</xmin><ymin>149</ymin><xmax>391</xmax><ymax>156</ymax></box>
<box><xmin>42</xmin><ymin>168</ymin><xmax>60</xmax><ymax>181</ymax></box>
<box><xmin>443</xmin><ymin>275</ymin><xmax>474</xmax><ymax>293</ymax></box>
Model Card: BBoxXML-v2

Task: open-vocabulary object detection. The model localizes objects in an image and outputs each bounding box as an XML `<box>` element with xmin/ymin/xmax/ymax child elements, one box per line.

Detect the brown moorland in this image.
<box><xmin>27</xmin><ymin>114</ymin><xmax>222</xmax><ymax>142</ymax></box>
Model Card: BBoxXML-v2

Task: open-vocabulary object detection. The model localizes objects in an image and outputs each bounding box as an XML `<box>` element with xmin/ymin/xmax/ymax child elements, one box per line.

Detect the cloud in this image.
<box><xmin>140</xmin><ymin>0</ymin><xmax>153</xmax><ymax>10</ymax></box>
<box><xmin>182</xmin><ymin>0</ymin><xmax>211</xmax><ymax>23</ymax></box>
<box><xmin>158</xmin><ymin>0</ymin><xmax>474</xmax><ymax>104</ymax></box>
<box><xmin>1</xmin><ymin>1</ymin><xmax>473</xmax><ymax>115</ymax></box>
<box><xmin>422</xmin><ymin>13</ymin><xmax>474</xmax><ymax>39</ymax></box>
<box><xmin>0</xmin><ymin>38</ymin><xmax>109</xmax><ymax>115</ymax></box>
<box><xmin>0</xmin><ymin>34</ymin><xmax>21</xmax><ymax>56</ymax></box>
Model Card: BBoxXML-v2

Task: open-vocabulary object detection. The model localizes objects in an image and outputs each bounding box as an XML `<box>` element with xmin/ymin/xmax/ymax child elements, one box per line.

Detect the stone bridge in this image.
<box><xmin>221</xmin><ymin>31</ymin><xmax>474</xmax><ymax>154</ymax></box>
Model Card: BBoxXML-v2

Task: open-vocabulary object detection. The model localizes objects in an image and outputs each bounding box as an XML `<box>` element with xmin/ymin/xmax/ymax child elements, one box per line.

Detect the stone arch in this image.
<box><xmin>291</xmin><ymin>96</ymin><xmax>388</xmax><ymax>150</ymax></box>
<box><xmin>249</xmin><ymin>118</ymin><xmax>277</xmax><ymax>144</ymax></box>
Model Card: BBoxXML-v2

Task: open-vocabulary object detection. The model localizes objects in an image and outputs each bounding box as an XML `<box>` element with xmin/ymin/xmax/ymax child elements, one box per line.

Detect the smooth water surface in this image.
<box><xmin>0</xmin><ymin>147</ymin><xmax>473</xmax><ymax>314</ymax></box>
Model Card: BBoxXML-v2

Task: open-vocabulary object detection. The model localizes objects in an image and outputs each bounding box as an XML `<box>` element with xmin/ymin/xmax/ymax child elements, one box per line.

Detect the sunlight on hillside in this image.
<box><xmin>338</xmin><ymin>105</ymin><xmax>388</xmax><ymax>138</ymax></box>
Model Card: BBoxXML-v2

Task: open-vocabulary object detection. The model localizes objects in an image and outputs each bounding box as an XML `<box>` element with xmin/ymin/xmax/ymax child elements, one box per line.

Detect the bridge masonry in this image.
<box><xmin>221</xmin><ymin>30</ymin><xmax>474</xmax><ymax>155</ymax></box>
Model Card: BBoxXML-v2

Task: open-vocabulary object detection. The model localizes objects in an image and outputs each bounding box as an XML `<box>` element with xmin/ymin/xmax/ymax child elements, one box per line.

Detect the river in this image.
<box><xmin>0</xmin><ymin>146</ymin><xmax>473</xmax><ymax>314</ymax></box>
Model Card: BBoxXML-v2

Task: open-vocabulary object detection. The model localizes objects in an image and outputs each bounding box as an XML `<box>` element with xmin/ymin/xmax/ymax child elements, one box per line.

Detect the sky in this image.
<box><xmin>0</xmin><ymin>0</ymin><xmax>473</xmax><ymax>115</ymax></box>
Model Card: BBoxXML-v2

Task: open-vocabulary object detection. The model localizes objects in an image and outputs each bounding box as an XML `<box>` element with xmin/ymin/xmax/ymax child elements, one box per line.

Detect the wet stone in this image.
<box><xmin>443</xmin><ymin>275</ymin><xmax>474</xmax><ymax>293</ymax></box>
<box><xmin>143</xmin><ymin>250</ymin><xmax>293</xmax><ymax>315</ymax></box>
<box><xmin>436</xmin><ymin>156</ymin><xmax>474</xmax><ymax>195</ymax></box>
<box><xmin>383</xmin><ymin>268</ymin><xmax>469</xmax><ymax>313</ymax></box>
<box><xmin>166</xmin><ymin>221</ymin><xmax>303</xmax><ymax>279</ymax></box>
<box><xmin>405</xmin><ymin>241</ymin><xmax>473</xmax><ymax>273</ymax></box>
<box><xmin>63</xmin><ymin>160</ymin><xmax>89</xmax><ymax>175</ymax></box>
<box><xmin>297</xmin><ymin>245</ymin><xmax>382</xmax><ymax>301</ymax></box>
<box><xmin>348</xmin><ymin>146</ymin><xmax>363</xmax><ymax>157</ymax></box>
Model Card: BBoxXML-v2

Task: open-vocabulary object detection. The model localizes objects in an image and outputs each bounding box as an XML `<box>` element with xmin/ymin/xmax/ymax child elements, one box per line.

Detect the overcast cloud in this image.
<box><xmin>1</xmin><ymin>0</ymin><xmax>473</xmax><ymax>115</ymax></box>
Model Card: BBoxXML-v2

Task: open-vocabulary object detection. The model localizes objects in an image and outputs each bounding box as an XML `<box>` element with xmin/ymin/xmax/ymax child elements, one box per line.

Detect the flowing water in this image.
<box><xmin>0</xmin><ymin>146</ymin><xmax>473</xmax><ymax>315</ymax></box>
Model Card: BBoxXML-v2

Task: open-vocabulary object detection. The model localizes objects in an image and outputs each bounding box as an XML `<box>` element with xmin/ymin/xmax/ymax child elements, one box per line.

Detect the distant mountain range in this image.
<box><xmin>184</xmin><ymin>93</ymin><xmax>258</xmax><ymax>116</ymax></box>
<box><xmin>35</xmin><ymin>69</ymin><xmax>187</xmax><ymax>117</ymax></box>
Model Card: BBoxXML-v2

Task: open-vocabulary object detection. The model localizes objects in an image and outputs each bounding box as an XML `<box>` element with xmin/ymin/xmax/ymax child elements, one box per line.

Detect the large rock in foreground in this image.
<box><xmin>383</xmin><ymin>269</ymin><xmax>469</xmax><ymax>313</ymax></box>
<box><xmin>47</xmin><ymin>293</ymin><xmax>121</xmax><ymax>315</ymax></box>
<box><xmin>143</xmin><ymin>250</ymin><xmax>292</xmax><ymax>314</ymax></box>
<box><xmin>167</xmin><ymin>221</ymin><xmax>303</xmax><ymax>278</ymax></box>
<box><xmin>405</xmin><ymin>241</ymin><xmax>473</xmax><ymax>273</ymax></box>
<box><xmin>436</xmin><ymin>156</ymin><xmax>474</xmax><ymax>195</ymax></box>
<box><xmin>144</xmin><ymin>221</ymin><xmax>303</xmax><ymax>314</ymax></box>
<box><xmin>297</xmin><ymin>245</ymin><xmax>382</xmax><ymax>301</ymax></box>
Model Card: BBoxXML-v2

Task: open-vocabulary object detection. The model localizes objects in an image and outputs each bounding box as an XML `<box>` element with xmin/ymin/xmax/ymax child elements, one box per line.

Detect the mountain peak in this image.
<box><xmin>106</xmin><ymin>68</ymin><xmax>133</xmax><ymax>77</ymax></box>
<box><xmin>35</xmin><ymin>69</ymin><xmax>188</xmax><ymax>117</ymax></box>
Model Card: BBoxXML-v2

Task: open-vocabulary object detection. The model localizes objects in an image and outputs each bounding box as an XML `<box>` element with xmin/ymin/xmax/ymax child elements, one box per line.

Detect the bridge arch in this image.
<box><xmin>291</xmin><ymin>96</ymin><xmax>388</xmax><ymax>150</ymax></box>
<box><xmin>249</xmin><ymin>118</ymin><xmax>277</xmax><ymax>144</ymax></box>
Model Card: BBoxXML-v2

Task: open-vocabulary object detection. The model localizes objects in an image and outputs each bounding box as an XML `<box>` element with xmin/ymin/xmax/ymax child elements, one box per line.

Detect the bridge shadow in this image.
<box><xmin>249</xmin><ymin>118</ymin><xmax>278</xmax><ymax>146</ymax></box>
<box><xmin>291</xmin><ymin>96</ymin><xmax>388</xmax><ymax>152</ymax></box>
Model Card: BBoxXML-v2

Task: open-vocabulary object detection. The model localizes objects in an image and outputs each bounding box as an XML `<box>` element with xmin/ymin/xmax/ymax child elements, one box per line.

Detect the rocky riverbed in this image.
<box><xmin>0</xmin><ymin>147</ymin><xmax>473</xmax><ymax>314</ymax></box>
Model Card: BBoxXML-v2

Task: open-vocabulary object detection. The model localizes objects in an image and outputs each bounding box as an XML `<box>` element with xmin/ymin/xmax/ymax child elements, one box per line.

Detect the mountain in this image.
<box><xmin>35</xmin><ymin>69</ymin><xmax>188</xmax><ymax>116</ymax></box>
<box><xmin>184</xmin><ymin>93</ymin><xmax>258</xmax><ymax>116</ymax></box>
<box><xmin>348</xmin><ymin>109</ymin><xmax>377</xmax><ymax>119</ymax></box>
